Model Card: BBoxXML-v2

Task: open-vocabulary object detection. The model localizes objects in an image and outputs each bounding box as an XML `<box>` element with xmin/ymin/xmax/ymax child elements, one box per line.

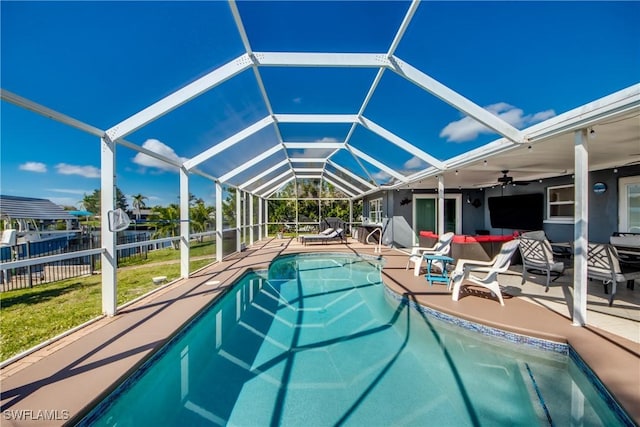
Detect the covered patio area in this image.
<box><xmin>1</xmin><ymin>237</ymin><xmax>638</xmax><ymax>425</ymax></box>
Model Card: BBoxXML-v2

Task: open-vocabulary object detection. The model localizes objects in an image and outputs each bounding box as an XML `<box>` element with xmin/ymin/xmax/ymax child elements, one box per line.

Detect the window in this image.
<box><xmin>368</xmin><ymin>198</ymin><xmax>382</xmax><ymax>224</ymax></box>
<box><xmin>546</xmin><ymin>184</ymin><xmax>574</xmax><ymax>223</ymax></box>
<box><xmin>619</xmin><ymin>176</ymin><xmax>640</xmax><ymax>233</ymax></box>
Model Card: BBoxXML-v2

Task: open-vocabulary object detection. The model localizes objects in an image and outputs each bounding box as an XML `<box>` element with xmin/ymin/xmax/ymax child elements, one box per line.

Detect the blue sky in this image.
<box><xmin>1</xmin><ymin>1</ymin><xmax>639</xmax><ymax>209</ymax></box>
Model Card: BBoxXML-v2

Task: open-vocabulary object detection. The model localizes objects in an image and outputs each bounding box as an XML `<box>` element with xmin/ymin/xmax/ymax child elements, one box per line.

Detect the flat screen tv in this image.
<box><xmin>488</xmin><ymin>193</ymin><xmax>544</xmax><ymax>231</ymax></box>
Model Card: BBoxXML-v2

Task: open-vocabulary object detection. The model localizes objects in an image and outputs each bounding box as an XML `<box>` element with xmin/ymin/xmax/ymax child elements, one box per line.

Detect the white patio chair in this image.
<box><xmin>406</xmin><ymin>232</ymin><xmax>454</xmax><ymax>276</ymax></box>
<box><xmin>450</xmin><ymin>239</ymin><xmax>520</xmax><ymax>306</ymax></box>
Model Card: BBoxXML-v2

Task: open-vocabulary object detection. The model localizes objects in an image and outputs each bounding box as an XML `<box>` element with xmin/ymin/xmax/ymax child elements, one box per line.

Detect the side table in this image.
<box><xmin>424</xmin><ymin>254</ymin><xmax>454</xmax><ymax>286</ymax></box>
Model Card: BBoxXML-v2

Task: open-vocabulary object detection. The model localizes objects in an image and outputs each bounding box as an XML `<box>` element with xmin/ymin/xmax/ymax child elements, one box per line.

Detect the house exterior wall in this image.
<box><xmin>481</xmin><ymin>165</ymin><xmax>640</xmax><ymax>243</ymax></box>
<box><xmin>362</xmin><ymin>165</ymin><xmax>639</xmax><ymax>248</ymax></box>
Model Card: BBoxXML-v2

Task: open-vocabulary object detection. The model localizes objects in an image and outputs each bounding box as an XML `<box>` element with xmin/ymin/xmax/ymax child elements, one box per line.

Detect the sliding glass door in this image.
<box><xmin>413</xmin><ymin>194</ymin><xmax>462</xmax><ymax>243</ymax></box>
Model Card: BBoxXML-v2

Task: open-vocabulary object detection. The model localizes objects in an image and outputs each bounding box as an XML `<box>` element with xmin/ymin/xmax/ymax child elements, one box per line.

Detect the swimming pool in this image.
<box><xmin>79</xmin><ymin>253</ymin><xmax>629</xmax><ymax>426</ymax></box>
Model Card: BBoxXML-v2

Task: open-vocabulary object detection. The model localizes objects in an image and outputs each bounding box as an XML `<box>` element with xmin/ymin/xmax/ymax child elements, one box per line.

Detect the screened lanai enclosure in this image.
<box><xmin>1</xmin><ymin>0</ymin><xmax>639</xmax><ymax>319</ymax></box>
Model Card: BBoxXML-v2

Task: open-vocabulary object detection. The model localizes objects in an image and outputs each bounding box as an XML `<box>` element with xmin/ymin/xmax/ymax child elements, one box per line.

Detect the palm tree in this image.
<box><xmin>131</xmin><ymin>194</ymin><xmax>148</xmax><ymax>221</ymax></box>
<box><xmin>190</xmin><ymin>200</ymin><xmax>215</xmax><ymax>242</ymax></box>
<box><xmin>151</xmin><ymin>204</ymin><xmax>180</xmax><ymax>248</ymax></box>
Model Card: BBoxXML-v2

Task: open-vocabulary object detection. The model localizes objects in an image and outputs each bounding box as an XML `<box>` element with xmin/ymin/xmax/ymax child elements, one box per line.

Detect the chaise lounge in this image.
<box><xmin>301</xmin><ymin>228</ymin><xmax>345</xmax><ymax>245</ymax></box>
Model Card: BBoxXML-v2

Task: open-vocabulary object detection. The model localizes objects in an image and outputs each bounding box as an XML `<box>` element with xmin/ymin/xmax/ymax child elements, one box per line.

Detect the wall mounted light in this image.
<box><xmin>466</xmin><ymin>195</ymin><xmax>481</xmax><ymax>208</ymax></box>
<box><xmin>589</xmin><ymin>128</ymin><xmax>596</xmax><ymax>139</ymax></box>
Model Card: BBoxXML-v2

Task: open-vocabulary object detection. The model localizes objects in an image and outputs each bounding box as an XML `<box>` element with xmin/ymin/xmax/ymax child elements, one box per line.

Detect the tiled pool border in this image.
<box><xmin>384</xmin><ymin>287</ymin><xmax>634</xmax><ymax>426</ymax></box>
<box><xmin>384</xmin><ymin>286</ymin><xmax>568</xmax><ymax>354</ymax></box>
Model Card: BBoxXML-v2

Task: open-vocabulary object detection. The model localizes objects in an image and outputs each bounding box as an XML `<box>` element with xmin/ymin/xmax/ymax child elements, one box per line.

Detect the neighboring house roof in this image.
<box><xmin>0</xmin><ymin>195</ymin><xmax>76</xmax><ymax>220</ymax></box>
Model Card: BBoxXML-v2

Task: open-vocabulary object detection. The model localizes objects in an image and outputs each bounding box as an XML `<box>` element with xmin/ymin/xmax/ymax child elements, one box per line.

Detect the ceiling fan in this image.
<box><xmin>497</xmin><ymin>170</ymin><xmax>530</xmax><ymax>186</ymax></box>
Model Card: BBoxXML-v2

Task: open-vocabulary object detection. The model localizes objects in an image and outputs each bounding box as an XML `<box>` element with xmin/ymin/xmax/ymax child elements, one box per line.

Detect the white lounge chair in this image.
<box><xmin>301</xmin><ymin>228</ymin><xmax>345</xmax><ymax>245</ymax></box>
<box><xmin>298</xmin><ymin>227</ymin><xmax>333</xmax><ymax>242</ymax></box>
<box><xmin>519</xmin><ymin>236</ymin><xmax>565</xmax><ymax>291</ymax></box>
<box><xmin>406</xmin><ymin>232</ymin><xmax>454</xmax><ymax>276</ymax></box>
<box><xmin>450</xmin><ymin>239</ymin><xmax>520</xmax><ymax>306</ymax></box>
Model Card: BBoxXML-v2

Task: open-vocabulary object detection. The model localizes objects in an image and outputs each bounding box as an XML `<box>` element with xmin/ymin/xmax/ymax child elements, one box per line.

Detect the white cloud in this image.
<box><xmin>440</xmin><ymin>103</ymin><xmax>556</xmax><ymax>143</ymax></box>
<box><xmin>48</xmin><ymin>188</ymin><xmax>88</xmax><ymax>195</ymax></box>
<box><xmin>133</xmin><ymin>139</ymin><xmax>188</xmax><ymax>172</ymax></box>
<box><xmin>19</xmin><ymin>162</ymin><xmax>47</xmax><ymax>173</ymax></box>
<box><xmin>403</xmin><ymin>156</ymin><xmax>423</xmax><ymax>170</ymax></box>
<box><xmin>530</xmin><ymin>110</ymin><xmax>556</xmax><ymax>122</ymax></box>
<box><xmin>293</xmin><ymin>97</ymin><xmax>302</xmax><ymax>104</ymax></box>
<box><xmin>55</xmin><ymin>163</ymin><xmax>100</xmax><ymax>178</ymax></box>
<box><xmin>317</xmin><ymin>137</ymin><xmax>338</xmax><ymax>143</ymax></box>
<box><xmin>299</xmin><ymin>137</ymin><xmax>340</xmax><ymax>158</ymax></box>
<box><xmin>372</xmin><ymin>170</ymin><xmax>391</xmax><ymax>182</ymax></box>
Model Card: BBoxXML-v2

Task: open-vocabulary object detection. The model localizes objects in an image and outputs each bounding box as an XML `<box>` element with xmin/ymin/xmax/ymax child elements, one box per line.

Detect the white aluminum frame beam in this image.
<box><xmin>327</xmin><ymin>160</ymin><xmax>377</xmax><ymax>190</ymax></box>
<box><xmin>1</xmin><ymin>89</ymin><xmax>186</xmax><ymax>178</ymax></box>
<box><xmin>523</xmin><ymin>84</ymin><xmax>640</xmax><ymax>143</ymax></box>
<box><xmin>359</xmin><ymin>117</ymin><xmax>445</xmax><ymax>169</ymax></box>
<box><xmin>236</xmin><ymin>189</ymin><xmax>242</xmax><ymax>251</ymax></box>
<box><xmin>437</xmin><ymin>175</ymin><xmax>445</xmax><ymax>235</ymax></box>
<box><xmin>573</xmin><ymin>129</ymin><xmax>589</xmax><ymax>326</ymax></box>
<box><xmin>261</xmin><ymin>176</ymin><xmax>295</xmax><ymax>198</ymax></box>
<box><xmin>239</xmin><ymin>159</ymin><xmax>289</xmax><ymax>190</ymax></box>
<box><xmin>100</xmin><ymin>137</ymin><xmax>117</xmax><ymax>316</ymax></box>
<box><xmin>254</xmin><ymin>52</ymin><xmax>387</xmax><ymax>68</ymax></box>
<box><xmin>388</xmin><ymin>56</ymin><xmax>524</xmax><ymax>143</ymax></box>
<box><xmin>218</xmin><ymin>143</ymin><xmax>282</xmax><ymax>183</ymax></box>
<box><xmin>184</xmin><ymin>116</ymin><xmax>274</xmax><ymax>170</ymax></box>
<box><xmin>1</xmin><ymin>89</ymin><xmax>104</xmax><ymax>137</ymax></box>
<box><xmin>249</xmin><ymin>194</ymin><xmax>254</xmax><ymax>245</ymax></box>
<box><xmin>293</xmin><ymin>168</ymin><xmax>324</xmax><ymax>173</ymax></box>
<box><xmin>179</xmin><ymin>168</ymin><xmax>190</xmax><ymax>278</ymax></box>
<box><xmin>349</xmin><ymin>146</ymin><xmax>407</xmax><ymax>182</ymax></box>
<box><xmin>293</xmin><ymin>174</ymin><xmax>322</xmax><ymax>179</ymax></box>
<box><xmin>387</xmin><ymin>1</ymin><xmax>420</xmax><ymax>55</ymax></box>
<box><xmin>323</xmin><ymin>176</ymin><xmax>356</xmax><ymax>198</ymax></box>
<box><xmin>254</xmin><ymin>170</ymin><xmax>292</xmax><ymax>194</ymax></box>
<box><xmin>324</xmin><ymin>170</ymin><xmax>363</xmax><ymax>195</ymax></box>
<box><xmin>275</xmin><ymin>113</ymin><xmax>357</xmax><ymax>123</ymax></box>
<box><xmin>216</xmin><ymin>182</ymin><xmax>223</xmax><ymax>261</ymax></box>
<box><xmin>284</xmin><ymin>142</ymin><xmax>344</xmax><ymax>150</ymax></box>
<box><xmin>107</xmin><ymin>54</ymin><xmax>253</xmax><ymax>140</ymax></box>
<box><xmin>290</xmin><ymin>158</ymin><xmax>328</xmax><ymax>163</ymax></box>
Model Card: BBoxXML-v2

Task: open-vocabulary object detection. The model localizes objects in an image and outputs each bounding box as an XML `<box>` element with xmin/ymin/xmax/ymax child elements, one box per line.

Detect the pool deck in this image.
<box><xmin>1</xmin><ymin>237</ymin><xmax>638</xmax><ymax>425</ymax></box>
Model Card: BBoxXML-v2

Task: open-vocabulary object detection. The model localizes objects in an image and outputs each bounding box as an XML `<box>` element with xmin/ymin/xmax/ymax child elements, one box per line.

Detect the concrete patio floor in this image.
<box><xmin>1</xmin><ymin>237</ymin><xmax>638</xmax><ymax>425</ymax></box>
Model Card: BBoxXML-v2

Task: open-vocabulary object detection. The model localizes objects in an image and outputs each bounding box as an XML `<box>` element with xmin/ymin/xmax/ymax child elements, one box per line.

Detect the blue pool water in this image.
<box><xmin>80</xmin><ymin>253</ymin><xmax>629</xmax><ymax>426</ymax></box>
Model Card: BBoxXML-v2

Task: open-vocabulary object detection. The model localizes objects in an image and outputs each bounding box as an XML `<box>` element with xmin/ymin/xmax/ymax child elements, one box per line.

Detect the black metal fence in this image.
<box><xmin>0</xmin><ymin>231</ymin><xmax>173</xmax><ymax>292</ymax></box>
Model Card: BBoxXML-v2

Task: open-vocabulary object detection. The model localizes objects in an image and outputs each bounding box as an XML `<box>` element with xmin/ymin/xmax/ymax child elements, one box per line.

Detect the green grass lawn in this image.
<box><xmin>0</xmin><ymin>245</ymin><xmax>214</xmax><ymax>361</ymax></box>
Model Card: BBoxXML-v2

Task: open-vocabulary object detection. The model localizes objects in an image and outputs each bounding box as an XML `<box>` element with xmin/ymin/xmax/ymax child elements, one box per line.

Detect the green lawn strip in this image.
<box><xmin>117</xmin><ymin>240</ymin><xmax>215</xmax><ymax>268</ymax></box>
<box><xmin>0</xmin><ymin>258</ymin><xmax>211</xmax><ymax>361</ymax></box>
